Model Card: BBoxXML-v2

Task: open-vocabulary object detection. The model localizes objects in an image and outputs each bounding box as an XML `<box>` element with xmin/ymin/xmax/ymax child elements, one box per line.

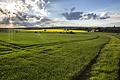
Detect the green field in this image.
<box><xmin>0</xmin><ymin>32</ymin><xmax>120</xmax><ymax>80</ymax></box>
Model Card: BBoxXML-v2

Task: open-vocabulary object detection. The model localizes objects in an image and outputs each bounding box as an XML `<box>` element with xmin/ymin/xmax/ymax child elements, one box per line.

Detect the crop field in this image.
<box><xmin>19</xmin><ymin>29</ymin><xmax>87</xmax><ymax>33</ymax></box>
<box><xmin>0</xmin><ymin>32</ymin><xmax>120</xmax><ymax>80</ymax></box>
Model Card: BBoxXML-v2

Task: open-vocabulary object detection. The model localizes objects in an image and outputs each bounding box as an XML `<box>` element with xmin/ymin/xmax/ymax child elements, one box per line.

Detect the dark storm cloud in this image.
<box><xmin>62</xmin><ymin>7</ymin><xmax>83</xmax><ymax>20</ymax></box>
<box><xmin>62</xmin><ymin>12</ymin><xmax>83</xmax><ymax>20</ymax></box>
<box><xmin>49</xmin><ymin>0</ymin><xmax>62</xmax><ymax>2</ymax></box>
<box><xmin>21</xmin><ymin>0</ymin><xmax>25</xmax><ymax>3</ymax></box>
<box><xmin>71</xmin><ymin>7</ymin><xmax>76</xmax><ymax>12</ymax></box>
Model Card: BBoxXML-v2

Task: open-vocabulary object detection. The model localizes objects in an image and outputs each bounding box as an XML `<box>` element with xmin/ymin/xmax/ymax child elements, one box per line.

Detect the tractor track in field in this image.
<box><xmin>0</xmin><ymin>48</ymin><xmax>12</xmax><ymax>52</ymax></box>
<box><xmin>0</xmin><ymin>40</ymin><xmax>22</xmax><ymax>49</ymax></box>
<box><xmin>71</xmin><ymin>37</ymin><xmax>110</xmax><ymax>80</ymax></box>
<box><xmin>0</xmin><ymin>36</ymin><xmax>100</xmax><ymax>51</ymax></box>
<box><xmin>22</xmin><ymin>36</ymin><xmax>100</xmax><ymax>49</ymax></box>
<box><xmin>0</xmin><ymin>36</ymin><xmax>100</xmax><ymax>56</ymax></box>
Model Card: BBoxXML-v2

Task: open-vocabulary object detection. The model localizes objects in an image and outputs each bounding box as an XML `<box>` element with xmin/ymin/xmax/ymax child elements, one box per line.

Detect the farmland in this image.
<box><xmin>0</xmin><ymin>32</ymin><xmax>120</xmax><ymax>80</ymax></box>
<box><xmin>19</xmin><ymin>29</ymin><xmax>87</xmax><ymax>33</ymax></box>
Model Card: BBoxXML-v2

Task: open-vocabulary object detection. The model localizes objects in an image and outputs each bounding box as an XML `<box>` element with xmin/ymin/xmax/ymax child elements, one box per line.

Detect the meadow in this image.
<box><xmin>0</xmin><ymin>31</ymin><xmax>120</xmax><ymax>80</ymax></box>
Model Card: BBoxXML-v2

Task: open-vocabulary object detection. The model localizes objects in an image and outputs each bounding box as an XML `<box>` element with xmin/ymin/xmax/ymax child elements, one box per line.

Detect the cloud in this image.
<box><xmin>0</xmin><ymin>0</ymin><xmax>50</xmax><ymax>16</ymax></box>
<box><xmin>0</xmin><ymin>0</ymin><xmax>51</xmax><ymax>25</ymax></box>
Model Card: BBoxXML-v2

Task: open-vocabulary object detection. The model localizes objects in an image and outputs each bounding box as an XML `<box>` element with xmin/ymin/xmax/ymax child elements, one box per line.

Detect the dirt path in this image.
<box><xmin>72</xmin><ymin>35</ymin><xmax>120</xmax><ymax>80</ymax></box>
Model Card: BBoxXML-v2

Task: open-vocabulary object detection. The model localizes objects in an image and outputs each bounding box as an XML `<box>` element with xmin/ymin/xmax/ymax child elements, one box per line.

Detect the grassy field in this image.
<box><xmin>0</xmin><ymin>32</ymin><xmax>120</xmax><ymax>80</ymax></box>
<box><xmin>88</xmin><ymin>35</ymin><xmax>120</xmax><ymax>80</ymax></box>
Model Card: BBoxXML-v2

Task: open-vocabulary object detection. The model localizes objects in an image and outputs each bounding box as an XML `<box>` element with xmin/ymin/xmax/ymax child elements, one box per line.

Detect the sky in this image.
<box><xmin>48</xmin><ymin>0</ymin><xmax>120</xmax><ymax>17</ymax></box>
<box><xmin>0</xmin><ymin>0</ymin><xmax>120</xmax><ymax>27</ymax></box>
<box><xmin>43</xmin><ymin>0</ymin><xmax>120</xmax><ymax>27</ymax></box>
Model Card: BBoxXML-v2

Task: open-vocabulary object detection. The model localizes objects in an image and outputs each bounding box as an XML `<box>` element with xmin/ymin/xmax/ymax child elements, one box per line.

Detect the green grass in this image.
<box><xmin>0</xmin><ymin>32</ymin><xmax>115</xmax><ymax>80</ymax></box>
<box><xmin>0</xmin><ymin>32</ymin><xmax>98</xmax><ymax>46</ymax></box>
<box><xmin>88</xmin><ymin>35</ymin><xmax>120</xmax><ymax>80</ymax></box>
